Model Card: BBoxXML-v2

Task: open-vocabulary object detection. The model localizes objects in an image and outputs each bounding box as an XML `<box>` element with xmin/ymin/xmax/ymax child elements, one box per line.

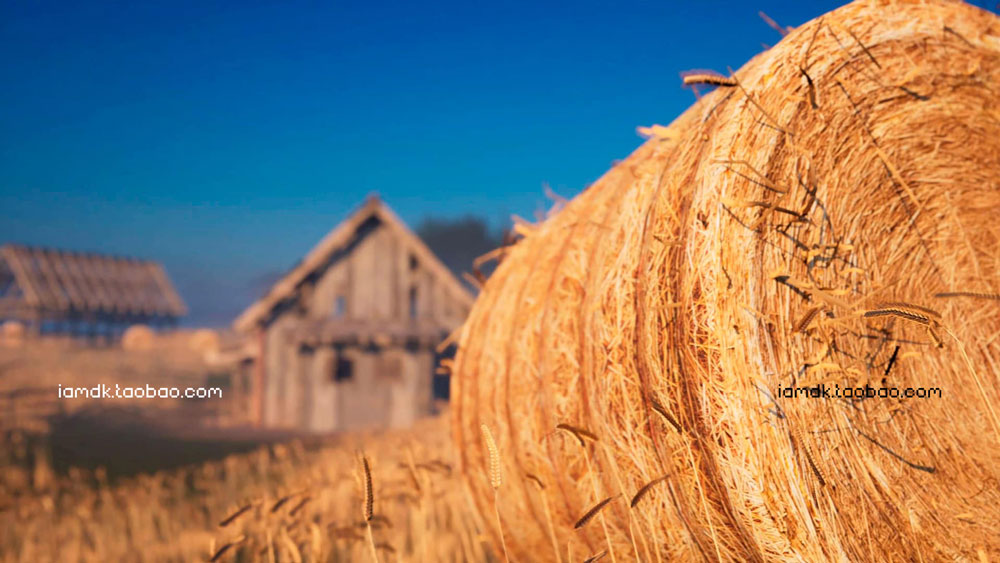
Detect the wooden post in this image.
<box><xmin>254</xmin><ymin>327</ymin><xmax>266</xmax><ymax>427</ymax></box>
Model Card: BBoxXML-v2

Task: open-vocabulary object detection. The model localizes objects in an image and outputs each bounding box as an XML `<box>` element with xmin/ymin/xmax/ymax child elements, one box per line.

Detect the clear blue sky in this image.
<box><xmin>3</xmin><ymin>1</ymin><xmax>995</xmax><ymax>326</ymax></box>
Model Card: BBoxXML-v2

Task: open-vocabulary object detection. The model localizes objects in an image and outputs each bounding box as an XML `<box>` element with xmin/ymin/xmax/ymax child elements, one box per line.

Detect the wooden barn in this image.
<box><xmin>0</xmin><ymin>244</ymin><xmax>187</xmax><ymax>341</ymax></box>
<box><xmin>233</xmin><ymin>196</ymin><xmax>474</xmax><ymax>432</ymax></box>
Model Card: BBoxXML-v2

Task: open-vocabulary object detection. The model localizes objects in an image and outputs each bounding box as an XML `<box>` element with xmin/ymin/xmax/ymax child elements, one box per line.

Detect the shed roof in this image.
<box><xmin>0</xmin><ymin>244</ymin><xmax>187</xmax><ymax>318</ymax></box>
<box><xmin>233</xmin><ymin>195</ymin><xmax>475</xmax><ymax>332</ymax></box>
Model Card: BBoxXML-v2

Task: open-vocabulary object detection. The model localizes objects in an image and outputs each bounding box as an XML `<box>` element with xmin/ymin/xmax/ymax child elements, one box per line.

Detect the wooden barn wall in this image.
<box><xmin>262</xmin><ymin>314</ymin><xmax>296</xmax><ymax>427</ymax></box>
<box><xmin>259</xmin><ymin>220</ymin><xmax>467</xmax><ymax>432</ymax></box>
<box><xmin>305</xmin><ymin>221</ymin><xmax>468</xmax><ymax>325</ymax></box>
<box><xmin>387</xmin><ymin>349</ymin><xmax>434</xmax><ymax>428</ymax></box>
<box><xmin>308</xmin><ymin>346</ymin><xmax>338</xmax><ymax>432</ymax></box>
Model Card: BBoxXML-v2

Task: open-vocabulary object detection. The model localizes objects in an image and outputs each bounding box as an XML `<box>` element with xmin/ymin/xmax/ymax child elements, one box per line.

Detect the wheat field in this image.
<box><xmin>1</xmin><ymin>413</ymin><xmax>497</xmax><ymax>563</ymax></box>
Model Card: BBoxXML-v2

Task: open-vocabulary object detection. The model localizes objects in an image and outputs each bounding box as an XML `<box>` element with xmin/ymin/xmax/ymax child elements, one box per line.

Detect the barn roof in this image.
<box><xmin>0</xmin><ymin>244</ymin><xmax>187</xmax><ymax>318</ymax></box>
<box><xmin>233</xmin><ymin>195</ymin><xmax>475</xmax><ymax>332</ymax></box>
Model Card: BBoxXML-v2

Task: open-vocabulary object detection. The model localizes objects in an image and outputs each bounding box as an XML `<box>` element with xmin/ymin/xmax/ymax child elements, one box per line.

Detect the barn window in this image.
<box><xmin>332</xmin><ymin>356</ymin><xmax>354</xmax><ymax>382</ymax></box>
<box><xmin>333</xmin><ymin>295</ymin><xmax>346</xmax><ymax>318</ymax></box>
<box><xmin>408</xmin><ymin>286</ymin><xmax>418</xmax><ymax>319</ymax></box>
<box><xmin>409</xmin><ymin>254</ymin><xmax>418</xmax><ymax>270</ymax></box>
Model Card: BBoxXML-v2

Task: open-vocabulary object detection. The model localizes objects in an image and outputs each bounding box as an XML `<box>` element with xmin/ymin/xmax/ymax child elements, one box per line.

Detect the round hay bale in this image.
<box><xmin>451</xmin><ymin>2</ymin><xmax>1000</xmax><ymax>561</ymax></box>
<box><xmin>187</xmin><ymin>328</ymin><xmax>220</xmax><ymax>355</ymax></box>
<box><xmin>1</xmin><ymin>320</ymin><xmax>25</xmax><ymax>346</ymax></box>
<box><xmin>121</xmin><ymin>324</ymin><xmax>155</xmax><ymax>351</ymax></box>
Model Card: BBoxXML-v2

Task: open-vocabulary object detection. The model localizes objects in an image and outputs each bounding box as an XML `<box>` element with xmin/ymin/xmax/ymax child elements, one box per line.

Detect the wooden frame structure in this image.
<box><xmin>0</xmin><ymin>244</ymin><xmax>187</xmax><ymax>341</ymax></box>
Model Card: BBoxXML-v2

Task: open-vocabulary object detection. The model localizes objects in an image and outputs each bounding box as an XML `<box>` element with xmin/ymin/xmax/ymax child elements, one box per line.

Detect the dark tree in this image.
<box><xmin>415</xmin><ymin>216</ymin><xmax>504</xmax><ymax>289</ymax></box>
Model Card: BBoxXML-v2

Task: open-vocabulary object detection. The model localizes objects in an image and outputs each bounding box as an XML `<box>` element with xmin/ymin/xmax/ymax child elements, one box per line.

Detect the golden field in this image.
<box><xmin>1</xmin><ymin>413</ymin><xmax>495</xmax><ymax>563</ymax></box>
<box><xmin>0</xmin><ymin>338</ymin><xmax>494</xmax><ymax>562</ymax></box>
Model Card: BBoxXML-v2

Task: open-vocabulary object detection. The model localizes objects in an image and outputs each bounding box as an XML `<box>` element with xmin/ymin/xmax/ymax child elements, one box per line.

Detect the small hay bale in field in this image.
<box><xmin>451</xmin><ymin>1</ymin><xmax>1000</xmax><ymax>561</ymax></box>
<box><xmin>188</xmin><ymin>328</ymin><xmax>220</xmax><ymax>355</ymax></box>
<box><xmin>1</xmin><ymin>321</ymin><xmax>25</xmax><ymax>346</ymax></box>
<box><xmin>121</xmin><ymin>324</ymin><xmax>155</xmax><ymax>351</ymax></box>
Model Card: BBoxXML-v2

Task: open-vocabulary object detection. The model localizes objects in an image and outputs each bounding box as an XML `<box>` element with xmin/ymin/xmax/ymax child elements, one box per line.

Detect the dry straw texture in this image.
<box><xmin>451</xmin><ymin>1</ymin><xmax>1000</xmax><ymax>560</ymax></box>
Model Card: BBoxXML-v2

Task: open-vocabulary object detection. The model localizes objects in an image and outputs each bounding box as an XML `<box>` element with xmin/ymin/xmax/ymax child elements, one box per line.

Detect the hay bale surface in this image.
<box><xmin>451</xmin><ymin>1</ymin><xmax>1000</xmax><ymax>561</ymax></box>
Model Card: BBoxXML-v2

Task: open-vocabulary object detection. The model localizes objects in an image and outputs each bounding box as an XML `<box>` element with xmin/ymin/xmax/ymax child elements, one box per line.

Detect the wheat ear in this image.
<box><xmin>575</xmin><ymin>496</ymin><xmax>617</xmax><ymax>529</ymax></box>
<box><xmin>482</xmin><ymin>424</ymin><xmax>510</xmax><ymax>563</ymax></box>
<box><xmin>360</xmin><ymin>455</ymin><xmax>379</xmax><ymax>563</ymax></box>
<box><xmin>630</xmin><ymin>475</ymin><xmax>670</xmax><ymax>508</ymax></box>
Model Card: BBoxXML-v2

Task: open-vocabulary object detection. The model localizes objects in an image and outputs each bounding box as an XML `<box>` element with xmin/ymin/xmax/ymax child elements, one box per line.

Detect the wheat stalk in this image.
<box><xmin>575</xmin><ymin>496</ymin><xmax>617</xmax><ymax>529</ymax></box>
<box><xmin>218</xmin><ymin>503</ymin><xmax>255</xmax><ymax>528</ymax></box>
<box><xmin>556</xmin><ymin>423</ymin><xmax>598</xmax><ymax>447</ymax></box>
<box><xmin>525</xmin><ymin>473</ymin><xmax>545</xmax><ymax>490</ymax></box>
<box><xmin>359</xmin><ymin>455</ymin><xmax>379</xmax><ymax>563</ymax></box>
<box><xmin>682</xmin><ymin>73</ymin><xmax>737</xmax><ymax>87</ymax></box>
<box><xmin>361</xmin><ymin>456</ymin><xmax>374</xmax><ymax>521</ymax></box>
<box><xmin>792</xmin><ymin>426</ymin><xmax>826</xmax><ymax>486</ymax></box>
<box><xmin>526</xmin><ymin>472</ymin><xmax>563</xmax><ymax>563</ymax></box>
<box><xmin>482</xmin><ymin>424</ymin><xmax>502</xmax><ymax>489</ymax></box>
<box><xmin>288</xmin><ymin>497</ymin><xmax>311</xmax><ymax>518</ymax></box>
<box><xmin>935</xmin><ymin>291</ymin><xmax>1000</xmax><ymax>300</ymax></box>
<box><xmin>875</xmin><ymin>301</ymin><xmax>941</xmax><ymax>319</ymax></box>
<box><xmin>630</xmin><ymin>475</ymin><xmax>670</xmax><ymax>508</ymax></box>
<box><xmin>270</xmin><ymin>493</ymin><xmax>296</xmax><ymax>513</ymax></box>
<box><xmin>481</xmin><ymin>424</ymin><xmax>510</xmax><ymax>562</ymax></box>
<box><xmin>863</xmin><ymin>305</ymin><xmax>933</xmax><ymax>325</ymax></box>
<box><xmin>209</xmin><ymin>535</ymin><xmax>246</xmax><ymax>562</ymax></box>
<box><xmin>649</xmin><ymin>397</ymin><xmax>682</xmax><ymax>433</ymax></box>
<box><xmin>793</xmin><ymin>306</ymin><xmax>823</xmax><ymax>333</ymax></box>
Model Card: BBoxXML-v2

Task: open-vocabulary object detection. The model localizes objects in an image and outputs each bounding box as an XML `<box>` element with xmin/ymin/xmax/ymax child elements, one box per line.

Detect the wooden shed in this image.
<box><xmin>233</xmin><ymin>196</ymin><xmax>474</xmax><ymax>432</ymax></box>
<box><xmin>0</xmin><ymin>244</ymin><xmax>187</xmax><ymax>342</ymax></box>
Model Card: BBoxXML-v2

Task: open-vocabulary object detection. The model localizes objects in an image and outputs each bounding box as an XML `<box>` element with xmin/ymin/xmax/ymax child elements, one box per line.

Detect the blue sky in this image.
<box><xmin>3</xmin><ymin>0</ymin><xmax>996</xmax><ymax>326</ymax></box>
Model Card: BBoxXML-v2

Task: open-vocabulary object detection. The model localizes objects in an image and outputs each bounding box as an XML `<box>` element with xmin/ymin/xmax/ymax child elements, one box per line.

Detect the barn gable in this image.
<box><xmin>234</xmin><ymin>195</ymin><xmax>473</xmax><ymax>333</ymax></box>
